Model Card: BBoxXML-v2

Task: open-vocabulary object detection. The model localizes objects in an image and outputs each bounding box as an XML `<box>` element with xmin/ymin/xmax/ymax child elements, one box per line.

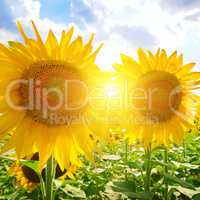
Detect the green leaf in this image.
<box><xmin>152</xmin><ymin>160</ymin><xmax>173</xmax><ymax>168</ymax></box>
<box><xmin>124</xmin><ymin>192</ymin><xmax>153</xmax><ymax>200</ymax></box>
<box><xmin>61</xmin><ymin>184</ymin><xmax>86</xmax><ymax>199</ymax></box>
<box><xmin>169</xmin><ymin>186</ymin><xmax>200</xmax><ymax>199</ymax></box>
<box><xmin>21</xmin><ymin>160</ymin><xmax>40</xmax><ymax>175</ymax></box>
<box><xmin>111</xmin><ymin>181</ymin><xmax>152</xmax><ymax>199</ymax></box>
<box><xmin>171</xmin><ymin>161</ymin><xmax>199</xmax><ymax>169</ymax></box>
<box><xmin>191</xmin><ymin>160</ymin><xmax>200</xmax><ymax>165</ymax></box>
<box><xmin>193</xmin><ymin>194</ymin><xmax>200</xmax><ymax>200</ymax></box>
<box><xmin>102</xmin><ymin>154</ymin><xmax>121</xmax><ymax>161</ymax></box>
<box><xmin>54</xmin><ymin>179</ymin><xmax>63</xmax><ymax>189</ymax></box>
<box><xmin>164</xmin><ymin>174</ymin><xmax>195</xmax><ymax>190</ymax></box>
<box><xmin>112</xmin><ymin>180</ymin><xmax>136</xmax><ymax>192</ymax></box>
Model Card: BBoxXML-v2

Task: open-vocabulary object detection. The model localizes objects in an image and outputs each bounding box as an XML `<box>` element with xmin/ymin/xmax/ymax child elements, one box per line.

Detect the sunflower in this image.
<box><xmin>113</xmin><ymin>48</ymin><xmax>200</xmax><ymax>147</ymax></box>
<box><xmin>10</xmin><ymin>153</ymin><xmax>78</xmax><ymax>191</ymax></box>
<box><xmin>0</xmin><ymin>21</ymin><xmax>103</xmax><ymax>170</ymax></box>
<box><xmin>10</xmin><ymin>161</ymin><xmax>37</xmax><ymax>191</ymax></box>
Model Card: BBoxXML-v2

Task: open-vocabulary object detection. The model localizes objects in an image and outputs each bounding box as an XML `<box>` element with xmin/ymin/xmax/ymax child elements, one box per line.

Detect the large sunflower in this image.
<box><xmin>0</xmin><ymin>21</ymin><xmax>103</xmax><ymax>170</ymax></box>
<box><xmin>114</xmin><ymin>49</ymin><xmax>200</xmax><ymax>147</ymax></box>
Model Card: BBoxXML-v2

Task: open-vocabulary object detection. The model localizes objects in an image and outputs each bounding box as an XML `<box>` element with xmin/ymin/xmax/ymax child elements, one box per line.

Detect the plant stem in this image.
<box><xmin>144</xmin><ymin>145</ymin><xmax>152</xmax><ymax>193</ymax></box>
<box><xmin>45</xmin><ymin>156</ymin><xmax>56</xmax><ymax>200</ymax></box>
<box><xmin>183</xmin><ymin>140</ymin><xmax>186</xmax><ymax>159</ymax></box>
<box><xmin>125</xmin><ymin>139</ymin><xmax>128</xmax><ymax>182</ymax></box>
<box><xmin>39</xmin><ymin>174</ymin><xmax>46</xmax><ymax>200</ymax></box>
<box><xmin>164</xmin><ymin>148</ymin><xmax>168</xmax><ymax>200</ymax></box>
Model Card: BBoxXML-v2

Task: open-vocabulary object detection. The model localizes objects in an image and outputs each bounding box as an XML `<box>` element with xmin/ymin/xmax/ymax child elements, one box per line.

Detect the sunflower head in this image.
<box><xmin>114</xmin><ymin>48</ymin><xmax>200</xmax><ymax>147</ymax></box>
<box><xmin>0</xmin><ymin>21</ymin><xmax>103</xmax><ymax>170</ymax></box>
<box><xmin>9</xmin><ymin>153</ymin><xmax>79</xmax><ymax>191</ymax></box>
<box><xmin>9</xmin><ymin>161</ymin><xmax>38</xmax><ymax>191</ymax></box>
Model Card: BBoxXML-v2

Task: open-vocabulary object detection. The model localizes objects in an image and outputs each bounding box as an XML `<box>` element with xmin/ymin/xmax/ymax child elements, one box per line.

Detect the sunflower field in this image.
<box><xmin>0</xmin><ymin>127</ymin><xmax>200</xmax><ymax>200</ymax></box>
<box><xmin>0</xmin><ymin>4</ymin><xmax>200</xmax><ymax>200</ymax></box>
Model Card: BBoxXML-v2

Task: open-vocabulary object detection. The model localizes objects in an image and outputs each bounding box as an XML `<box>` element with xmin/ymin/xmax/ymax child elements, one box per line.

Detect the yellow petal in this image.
<box><xmin>31</xmin><ymin>20</ymin><xmax>48</xmax><ymax>58</ymax></box>
<box><xmin>45</xmin><ymin>30</ymin><xmax>59</xmax><ymax>59</ymax></box>
<box><xmin>176</xmin><ymin>63</ymin><xmax>196</xmax><ymax>77</ymax></box>
<box><xmin>137</xmin><ymin>48</ymin><xmax>151</xmax><ymax>70</ymax></box>
<box><xmin>168</xmin><ymin>51</ymin><xmax>177</xmax><ymax>62</ymax></box>
<box><xmin>17</xmin><ymin>21</ymin><xmax>29</xmax><ymax>44</ymax></box>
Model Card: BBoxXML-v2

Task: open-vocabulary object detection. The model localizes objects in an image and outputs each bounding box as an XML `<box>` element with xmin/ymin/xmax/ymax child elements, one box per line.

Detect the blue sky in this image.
<box><xmin>40</xmin><ymin>0</ymin><xmax>71</xmax><ymax>23</ymax></box>
<box><xmin>1</xmin><ymin>0</ymin><xmax>200</xmax><ymax>70</ymax></box>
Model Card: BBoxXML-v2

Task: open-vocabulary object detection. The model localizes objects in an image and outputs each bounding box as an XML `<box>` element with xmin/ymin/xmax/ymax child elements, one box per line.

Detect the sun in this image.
<box><xmin>113</xmin><ymin>48</ymin><xmax>200</xmax><ymax>147</ymax></box>
<box><xmin>0</xmin><ymin>21</ymin><xmax>103</xmax><ymax>170</ymax></box>
<box><xmin>105</xmin><ymin>85</ymin><xmax>119</xmax><ymax>97</ymax></box>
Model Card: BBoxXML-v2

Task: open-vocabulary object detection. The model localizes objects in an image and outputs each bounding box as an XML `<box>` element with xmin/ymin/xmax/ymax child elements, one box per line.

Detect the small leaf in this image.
<box><xmin>172</xmin><ymin>161</ymin><xmax>199</xmax><ymax>169</ymax></box>
<box><xmin>102</xmin><ymin>154</ymin><xmax>121</xmax><ymax>161</ymax></box>
<box><xmin>124</xmin><ymin>192</ymin><xmax>153</xmax><ymax>199</ymax></box>
<box><xmin>191</xmin><ymin>160</ymin><xmax>200</xmax><ymax>165</ymax></box>
<box><xmin>169</xmin><ymin>186</ymin><xmax>200</xmax><ymax>199</ymax></box>
<box><xmin>111</xmin><ymin>181</ymin><xmax>152</xmax><ymax>199</ymax></box>
<box><xmin>21</xmin><ymin>160</ymin><xmax>39</xmax><ymax>175</ymax></box>
<box><xmin>112</xmin><ymin>180</ymin><xmax>136</xmax><ymax>193</ymax></box>
<box><xmin>61</xmin><ymin>184</ymin><xmax>86</xmax><ymax>199</ymax></box>
<box><xmin>152</xmin><ymin>160</ymin><xmax>173</xmax><ymax>169</ymax></box>
<box><xmin>165</xmin><ymin>174</ymin><xmax>195</xmax><ymax>190</ymax></box>
<box><xmin>193</xmin><ymin>194</ymin><xmax>200</xmax><ymax>200</ymax></box>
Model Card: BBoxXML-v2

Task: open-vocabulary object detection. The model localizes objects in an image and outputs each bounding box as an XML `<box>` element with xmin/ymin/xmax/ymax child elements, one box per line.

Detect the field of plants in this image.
<box><xmin>0</xmin><ymin>124</ymin><xmax>200</xmax><ymax>200</ymax></box>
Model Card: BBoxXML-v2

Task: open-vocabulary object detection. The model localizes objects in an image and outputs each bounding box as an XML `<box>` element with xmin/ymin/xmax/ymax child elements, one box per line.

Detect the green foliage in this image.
<box><xmin>0</xmin><ymin>158</ymin><xmax>40</xmax><ymax>199</ymax></box>
<box><xmin>0</xmin><ymin>132</ymin><xmax>200</xmax><ymax>199</ymax></box>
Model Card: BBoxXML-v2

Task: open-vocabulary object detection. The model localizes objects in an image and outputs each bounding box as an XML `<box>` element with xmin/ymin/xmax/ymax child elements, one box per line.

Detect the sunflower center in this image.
<box><xmin>20</xmin><ymin>61</ymin><xmax>88</xmax><ymax>125</ymax></box>
<box><xmin>132</xmin><ymin>71</ymin><xmax>182</xmax><ymax>122</ymax></box>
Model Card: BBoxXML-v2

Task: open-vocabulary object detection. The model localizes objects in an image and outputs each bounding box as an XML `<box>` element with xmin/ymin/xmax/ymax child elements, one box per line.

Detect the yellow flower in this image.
<box><xmin>9</xmin><ymin>153</ymin><xmax>77</xmax><ymax>191</ymax></box>
<box><xmin>0</xmin><ymin>21</ymin><xmax>103</xmax><ymax>170</ymax></box>
<box><xmin>113</xmin><ymin>48</ymin><xmax>200</xmax><ymax>147</ymax></box>
<box><xmin>10</xmin><ymin>161</ymin><xmax>38</xmax><ymax>191</ymax></box>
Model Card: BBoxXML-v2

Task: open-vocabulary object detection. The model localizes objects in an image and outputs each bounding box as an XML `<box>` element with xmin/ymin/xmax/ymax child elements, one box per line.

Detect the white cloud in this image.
<box><xmin>4</xmin><ymin>0</ymin><xmax>82</xmax><ymax>43</ymax></box>
<box><xmin>5</xmin><ymin>0</ymin><xmax>40</xmax><ymax>20</ymax></box>
<box><xmin>0</xmin><ymin>28</ymin><xmax>18</xmax><ymax>44</ymax></box>
<box><xmin>159</xmin><ymin>0</ymin><xmax>200</xmax><ymax>11</ymax></box>
<box><xmin>77</xmin><ymin>0</ymin><xmax>200</xmax><ymax>70</ymax></box>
